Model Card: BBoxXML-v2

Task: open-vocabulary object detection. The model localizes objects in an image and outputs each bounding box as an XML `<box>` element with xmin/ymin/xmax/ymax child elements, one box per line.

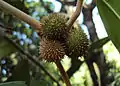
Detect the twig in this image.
<box><xmin>3</xmin><ymin>34</ymin><xmax>60</xmax><ymax>86</ymax></box>
<box><xmin>86</xmin><ymin>60</ymin><xmax>99</xmax><ymax>86</ymax></box>
<box><xmin>0</xmin><ymin>0</ymin><xmax>42</xmax><ymax>33</ymax></box>
<box><xmin>55</xmin><ymin>61</ymin><xmax>71</xmax><ymax>86</ymax></box>
<box><xmin>67</xmin><ymin>0</ymin><xmax>83</xmax><ymax>29</ymax></box>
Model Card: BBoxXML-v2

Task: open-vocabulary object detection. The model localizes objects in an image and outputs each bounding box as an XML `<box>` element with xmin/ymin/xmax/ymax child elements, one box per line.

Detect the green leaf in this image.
<box><xmin>30</xmin><ymin>78</ymin><xmax>48</xmax><ymax>86</ymax></box>
<box><xmin>0</xmin><ymin>81</ymin><xmax>27</xmax><ymax>86</ymax></box>
<box><xmin>89</xmin><ymin>37</ymin><xmax>110</xmax><ymax>51</ymax></box>
<box><xmin>0</xmin><ymin>36</ymin><xmax>17</xmax><ymax>57</ymax></box>
<box><xmin>97</xmin><ymin>0</ymin><xmax>120</xmax><ymax>52</ymax></box>
<box><xmin>7</xmin><ymin>59</ymin><xmax>30</xmax><ymax>85</ymax></box>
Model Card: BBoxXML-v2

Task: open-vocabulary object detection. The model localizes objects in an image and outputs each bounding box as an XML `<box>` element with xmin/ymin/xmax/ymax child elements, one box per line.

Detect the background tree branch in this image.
<box><xmin>0</xmin><ymin>0</ymin><xmax>42</xmax><ymax>35</ymax></box>
<box><xmin>0</xmin><ymin>30</ymin><xmax>60</xmax><ymax>86</ymax></box>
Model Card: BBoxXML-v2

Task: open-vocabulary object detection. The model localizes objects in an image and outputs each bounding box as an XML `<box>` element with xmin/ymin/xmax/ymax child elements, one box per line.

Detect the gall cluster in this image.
<box><xmin>39</xmin><ymin>13</ymin><xmax>89</xmax><ymax>62</ymax></box>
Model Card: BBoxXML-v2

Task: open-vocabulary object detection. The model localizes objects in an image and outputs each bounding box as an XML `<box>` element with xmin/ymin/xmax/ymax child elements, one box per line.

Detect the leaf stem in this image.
<box><xmin>55</xmin><ymin>60</ymin><xmax>71</xmax><ymax>86</ymax></box>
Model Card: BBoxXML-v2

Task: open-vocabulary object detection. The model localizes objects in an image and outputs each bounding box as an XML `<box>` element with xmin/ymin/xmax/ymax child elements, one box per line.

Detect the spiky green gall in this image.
<box><xmin>40</xmin><ymin>38</ymin><xmax>65</xmax><ymax>62</ymax></box>
<box><xmin>66</xmin><ymin>26</ymin><xmax>89</xmax><ymax>58</ymax></box>
<box><xmin>40</xmin><ymin>13</ymin><xmax>68</xmax><ymax>42</ymax></box>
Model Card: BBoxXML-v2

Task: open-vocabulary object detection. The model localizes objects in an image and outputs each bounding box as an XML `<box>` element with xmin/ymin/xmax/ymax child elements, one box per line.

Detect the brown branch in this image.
<box><xmin>0</xmin><ymin>0</ymin><xmax>42</xmax><ymax>33</ymax></box>
<box><xmin>55</xmin><ymin>61</ymin><xmax>71</xmax><ymax>86</ymax></box>
<box><xmin>67</xmin><ymin>0</ymin><xmax>83</xmax><ymax>29</ymax></box>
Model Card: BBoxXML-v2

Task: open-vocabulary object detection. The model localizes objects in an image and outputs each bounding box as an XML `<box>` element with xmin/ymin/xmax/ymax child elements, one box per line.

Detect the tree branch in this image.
<box><xmin>82</xmin><ymin>0</ymin><xmax>106</xmax><ymax>85</ymax></box>
<box><xmin>0</xmin><ymin>0</ymin><xmax>42</xmax><ymax>34</ymax></box>
<box><xmin>67</xmin><ymin>0</ymin><xmax>83</xmax><ymax>29</ymax></box>
<box><xmin>86</xmin><ymin>60</ymin><xmax>99</xmax><ymax>86</ymax></box>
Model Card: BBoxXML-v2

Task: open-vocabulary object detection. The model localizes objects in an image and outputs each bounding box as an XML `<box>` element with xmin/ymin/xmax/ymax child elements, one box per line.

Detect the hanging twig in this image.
<box><xmin>55</xmin><ymin>61</ymin><xmax>71</xmax><ymax>86</ymax></box>
<box><xmin>67</xmin><ymin>0</ymin><xmax>84</xmax><ymax>29</ymax></box>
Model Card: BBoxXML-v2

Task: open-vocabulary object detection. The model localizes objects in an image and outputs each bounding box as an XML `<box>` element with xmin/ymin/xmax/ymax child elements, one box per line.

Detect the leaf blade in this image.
<box><xmin>97</xmin><ymin>0</ymin><xmax>120</xmax><ymax>52</ymax></box>
<box><xmin>0</xmin><ymin>81</ymin><xmax>27</xmax><ymax>86</ymax></box>
<box><xmin>89</xmin><ymin>37</ymin><xmax>110</xmax><ymax>51</ymax></box>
